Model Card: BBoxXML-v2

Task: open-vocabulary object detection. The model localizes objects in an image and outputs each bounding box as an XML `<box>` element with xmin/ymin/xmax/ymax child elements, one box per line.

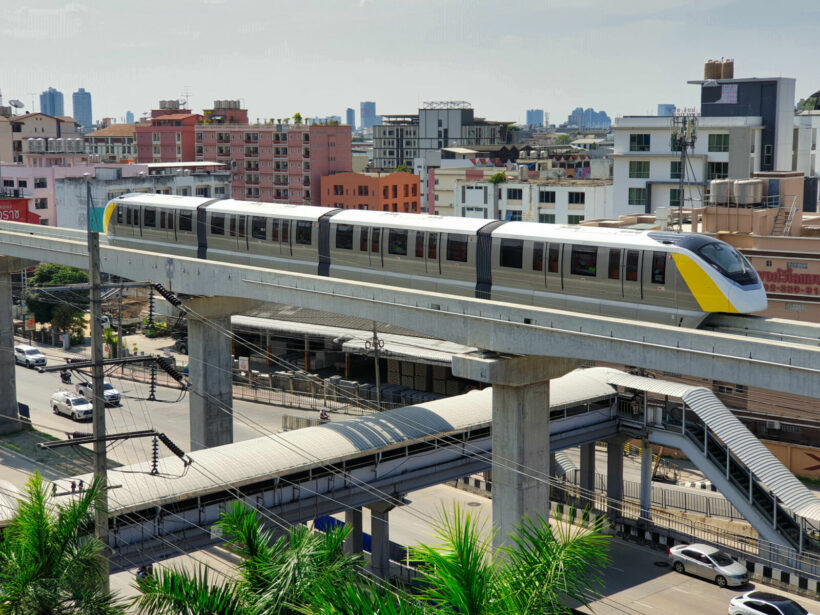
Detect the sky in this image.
<box><xmin>2</xmin><ymin>0</ymin><xmax>818</xmax><ymax>126</ymax></box>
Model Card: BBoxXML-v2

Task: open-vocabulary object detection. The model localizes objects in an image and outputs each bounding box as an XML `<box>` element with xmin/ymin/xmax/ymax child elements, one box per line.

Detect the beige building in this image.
<box><xmin>0</xmin><ymin>112</ymin><xmax>86</xmax><ymax>166</ymax></box>
<box><xmin>85</xmin><ymin>124</ymin><xmax>136</xmax><ymax>163</ymax></box>
<box><xmin>429</xmin><ymin>166</ymin><xmax>506</xmax><ymax>216</ymax></box>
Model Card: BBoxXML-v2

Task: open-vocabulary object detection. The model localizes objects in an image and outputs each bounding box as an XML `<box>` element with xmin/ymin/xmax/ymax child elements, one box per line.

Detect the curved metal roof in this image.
<box><xmin>594</xmin><ymin>368</ymin><xmax>820</xmax><ymax>523</ymax></box>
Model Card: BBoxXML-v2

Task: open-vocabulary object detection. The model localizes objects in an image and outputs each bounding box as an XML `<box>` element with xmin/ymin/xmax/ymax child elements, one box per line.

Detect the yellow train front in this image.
<box><xmin>103</xmin><ymin>194</ymin><xmax>767</xmax><ymax>328</ymax></box>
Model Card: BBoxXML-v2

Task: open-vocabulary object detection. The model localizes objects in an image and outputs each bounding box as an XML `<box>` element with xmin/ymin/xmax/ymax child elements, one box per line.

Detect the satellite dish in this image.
<box><xmin>9</xmin><ymin>100</ymin><xmax>24</xmax><ymax>108</ymax></box>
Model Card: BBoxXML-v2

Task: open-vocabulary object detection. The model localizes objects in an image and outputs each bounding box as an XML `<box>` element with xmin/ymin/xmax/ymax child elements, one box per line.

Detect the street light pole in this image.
<box><xmin>85</xmin><ymin>174</ymin><xmax>109</xmax><ymax>589</ymax></box>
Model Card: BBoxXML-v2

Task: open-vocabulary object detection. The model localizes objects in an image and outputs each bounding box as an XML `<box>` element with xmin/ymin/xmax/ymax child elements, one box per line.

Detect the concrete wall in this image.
<box><xmin>762</xmin><ymin>440</ymin><xmax>820</xmax><ymax>480</ymax></box>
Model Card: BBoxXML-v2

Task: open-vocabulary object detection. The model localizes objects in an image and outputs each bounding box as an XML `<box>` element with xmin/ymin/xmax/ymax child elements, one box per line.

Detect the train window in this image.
<box><xmin>271</xmin><ymin>219</ymin><xmax>280</xmax><ymax>242</ymax></box>
<box><xmin>500</xmin><ymin>239</ymin><xmax>523</xmax><ymax>269</ymax></box>
<box><xmin>608</xmin><ymin>249</ymin><xmax>621</xmax><ymax>280</ymax></box>
<box><xmin>179</xmin><ymin>211</ymin><xmax>193</xmax><ymax>232</ymax></box>
<box><xmin>570</xmin><ymin>245</ymin><xmax>597</xmax><ymax>276</ymax></box>
<box><xmin>548</xmin><ymin>244</ymin><xmax>560</xmax><ymax>273</ymax></box>
<box><xmin>237</xmin><ymin>216</ymin><xmax>247</xmax><ymax>238</ymax></box>
<box><xmin>533</xmin><ymin>243</ymin><xmax>544</xmax><ymax>271</ymax></box>
<box><xmin>415</xmin><ymin>232</ymin><xmax>424</xmax><ymax>258</ymax></box>
<box><xmin>211</xmin><ymin>214</ymin><xmax>225</xmax><ymax>235</ymax></box>
<box><xmin>652</xmin><ymin>252</ymin><xmax>666</xmax><ymax>284</ymax></box>
<box><xmin>160</xmin><ymin>211</ymin><xmax>167</xmax><ymax>229</ymax></box>
<box><xmin>388</xmin><ymin>229</ymin><xmax>408</xmax><ymax>255</ymax></box>
<box><xmin>428</xmin><ymin>234</ymin><xmax>438</xmax><ymax>260</ymax></box>
<box><xmin>446</xmin><ymin>234</ymin><xmax>468</xmax><ymax>262</ymax></box>
<box><xmin>143</xmin><ymin>207</ymin><xmax>156</xmax><ymax>228</ymax></box>
<box><xmin>296</xmin><ymin>221</ymin><xmax>312</xmax><ymax>245</ymax></box>
<box><xmin>251</xmin><ymin>216</ymin><xmax>267</xmax><ymax>240</ymax></box>
<box><xmin>626</xmin><ymin>250</ymin><xmax>639</xmax><ymax>281</ymax></box>
<box><xmin>116</xmin><ymin>207</ymin><xmax>123</xmax><ymax>224</ymax></box>
<box><xmin>229</xmin><ymin>216</ymin><xmax>238</xmax><ymax>237</ymax></box>
<box><xmin>371</xmin><ymin>228</ymin><xmax>380</xmax><ymax>253</ymax></box>
<box><xmin>360</xmin><ymin>227</ymin><xmax>368</xmax><ymax>251</ymax></box>
<box><xmin>335</xmin><ymin>224</ymin><xmax>353</xmax><ymax>249</ymax></box>
<box><xmin>281</xmin><ymin>220</ymin><xmax>290</xmax><ymax>243</ymax></box>
<box><xmin>125</xmin><ymin>208</ymin><xmax>131</xmax><ymax>225</ymax></box>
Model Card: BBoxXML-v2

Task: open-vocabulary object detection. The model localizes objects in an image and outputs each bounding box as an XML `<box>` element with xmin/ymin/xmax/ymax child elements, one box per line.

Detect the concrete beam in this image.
<box><xmin>453</xmin><ymin>353</ymin><xmax>578</xmax><ymax>549</ymax></box>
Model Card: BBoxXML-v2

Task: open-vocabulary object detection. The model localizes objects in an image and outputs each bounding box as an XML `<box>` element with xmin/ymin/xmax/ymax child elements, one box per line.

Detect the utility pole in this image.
<box><xmin>365</xmin><ymin>322</ymin><xmax>384</xmax><ymax>406</ymax></box>
<box><xmin>85</xmin><ymin>174</ymin><xmax>109</xmax><ymax>589</ymax></box>
<box><xmin>670</xmin><ymin>113</ymin><xmax>697</xmax><ymax>232</ymax></box>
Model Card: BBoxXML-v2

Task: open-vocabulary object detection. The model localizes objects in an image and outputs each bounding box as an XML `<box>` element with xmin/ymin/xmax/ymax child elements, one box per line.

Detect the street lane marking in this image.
<box><xmin>671</xmin><ymin>587</ymin><xmax>691</xmax><ymax>594</ymax></box>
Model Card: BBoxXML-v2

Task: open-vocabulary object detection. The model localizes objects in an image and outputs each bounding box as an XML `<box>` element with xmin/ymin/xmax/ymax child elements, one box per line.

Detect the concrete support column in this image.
<box><xmin>452</xmin><ymin>352</ymin><xmax>578</xmax><ymax>549</ymax></box>
<box><xmin>187</xmin><ymin>313</ymin><xmax>234</xmax><ymax>451</ymax></box>
<box><xmin>0</xmin><ymin>268</ymin><xmax>20</xmax><ymax>434</ymax></box>
<box><xmin>579</xmin><ymin>443</ymin><xmax>596</xmax><ymax>508</ymax></box>
<box><xmin>640</xmin><ymin>438</ymin><xmax>653</xmax><ymax>521</ymax></box>
<box><xmin>368</xmin><ymin>501</ymin><xmax>394</xmax><ymax>579</ymax></box>
<box><xmin>343</xmin><ymin>507</ymin><xmax>363</xmax><ymax>556</ymax></box>
<box><xmin>606</xmin><ymin>437</ymin><xmax>626</xmax><ymax>520</ymax></box>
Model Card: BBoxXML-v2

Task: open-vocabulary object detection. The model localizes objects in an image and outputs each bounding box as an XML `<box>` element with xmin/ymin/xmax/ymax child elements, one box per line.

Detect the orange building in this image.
<box><xmin>320</xmin><ymin>171</ymin><xmax>420</xmax><ymax>212</ymax></box>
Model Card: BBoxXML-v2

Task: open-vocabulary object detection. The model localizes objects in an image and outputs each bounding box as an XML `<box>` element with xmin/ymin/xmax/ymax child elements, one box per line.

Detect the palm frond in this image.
<box><xmin>131</xmin><ymin>566</ymin><xmax>248</xmax><ymax>615</ymax></box>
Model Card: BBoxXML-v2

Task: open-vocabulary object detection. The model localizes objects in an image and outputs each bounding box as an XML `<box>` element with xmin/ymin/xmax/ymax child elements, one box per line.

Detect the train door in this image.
<box><xmin>545</xmin><ymin>242</ymin><xmax>562</xmax><ymax>291</ymax></box>
<box><xmin>369</xmin><ymin>227</ymin><xmax>383</xmax><ymax>268</ymax></box>
<box><xmin>281</xmin><ymin>219</ymin><xmax>292</xmax><ymax>257</ymax></box>
<box><xmin>642</xmin><ymin>250</ymin><xmax>675</xmax><ymax>308</ymax></box>
<box><xmin>426</xmin><ymin>232</ymin><xmax>441</xmax><ymax>276</ymax></box>
<box><xmin>622</xmin><ymin>249</ymin><xmax>642</xmax><ymax>300</ymax></box>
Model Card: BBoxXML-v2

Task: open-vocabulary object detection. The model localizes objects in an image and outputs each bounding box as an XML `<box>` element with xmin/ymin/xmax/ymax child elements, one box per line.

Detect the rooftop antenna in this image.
<box><xmin>670</xmin><ymin>111</ymin><xmax>697</xmax><ymax>232</ymax></box>
<box><xmin>180</xmin><ymin>86</ymin><xmax>192</xmax><ymax>109</ymax></box>
<box><xmin>9</xmin><ymin>100</ymin><xmax>24</xmax><ymax>116</ymax></box>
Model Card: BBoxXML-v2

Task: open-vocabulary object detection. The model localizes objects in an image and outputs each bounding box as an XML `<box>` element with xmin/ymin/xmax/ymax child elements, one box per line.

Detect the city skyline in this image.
<box><xmin>1</xmin><ymin>0</ymin><xmax>818</xmax><ymax>126</ymax></box>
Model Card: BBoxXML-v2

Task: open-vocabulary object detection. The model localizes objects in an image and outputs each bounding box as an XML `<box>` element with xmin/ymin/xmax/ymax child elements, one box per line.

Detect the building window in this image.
<box><xmin>628</xmin><ymin>161</ymin><xmax>649</xmax><ymax>178</ymax></box>
<box><xmin>628</xmin><ymin>188</ymin><xmax>647</xmax><ymax>206</ymax></box>
<box><xmin>629</xmin><ymin>133</ymin><xmax>650</xmax><ymax>152</ymax></box>
<box><xmin>570</xmin><ymin>245</ymin><xmax>597</xmax><ymax>276</ymax></box>
<box><xmin>708</xmin><ymin>134</ymin><xmax>729</xmax><ymax>152</ymax></box>
<box><xmin>670</xmin><ymin>188</ymin><xmax>682</xmax><ymax>208</ymax></box>
<box><xmin>670</xmin><ymin>161</ymin><xmax>682</xmax><ymax>180</ymax></box>
<box><xmin>538</xmin><ymin>213</ymin><xmax>555</xmax><ymax>224</ymax></box>
<box><xmin>500</xmin><ymin>239</ymin><xmax>523</xmax><ymax>269</ymax></box>
<box><xmin>568</xmin><ymin>192</ymin><xmax>585</xmax><ymax>204</ymax></box>
<box><xmin>17</xmin><ymin>180</ymin><xmax>27</xmax><ymax>188</ymax></box>
<box><xmin>506</xmin><ymin>188</ymin><xmax>523</xmax><ymax>200</ymax></box>
<box><xmin>34</xmin><ymin>198</ymin><xmax>48</xmax><ymax>209</ymax></box>
<box><xmin>539</xmin><ymin>191</ymin><xmax>556</xmax><ymax>204</ymax></box>
<box><xmin>707</xmin><ymin>162</ymin><xmax>729</xmax><ymax>180</ymax></box>
<box><xmin>568</xmin><ymin>215</ymin><xmax>585</xmax><ymax>225</ymax></box>
<box><xmin>2</xmin><ymin>180</ymin><xmax>13</xmax><ymax>187</ymax></box>
<box><xmin>506</xmin><ymin>210</ymin><xmax>522</xmax><ymax>221</ymax></box>
<box><xmin>786</xmin><ymin>262</ymin><xmax>808</xmax><ymax>269</ymax></box>
<box><xmin>34</xmin><ymin>178</ymin><xmax>47</xmax><ymax>189</ymax></box>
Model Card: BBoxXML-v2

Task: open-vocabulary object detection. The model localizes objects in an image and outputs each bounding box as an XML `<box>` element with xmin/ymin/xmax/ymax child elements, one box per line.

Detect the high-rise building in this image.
<box><xmin>40</xmin><ymin>87</ymin><xmax>64</xmax><ymax>117</ymax></box>
<box><xmin>346</xmin><ymin>107</ymin><xmax>355</xmax><ymax>128</ymax></box>
<box><xmin>567</xmin><ymin>107</ymin><xmax>611</xmax><ymax>130</ymax></box>
<box><xmin>526</xmin><ymin>109</ymin><xmax>545</xmax><ymax>127</ymax></box>
<box><xmin>360</xmin><ymin>101</ymin><xmax>377</xmax><ymax>131</ymax></box>
<box><xmin>657</xmin><ymin>104</ymin><xmax>676</xmax><ymax>116</ymax></box>
<box><xmin>72</xmin><ymin>88</ymin><xmax>93</xmax><ymax>129</ymax></box>
<box><xmin>125</xmin><ymin>110</ymin><xmax>135</xmax><ymax>124</ymax></box>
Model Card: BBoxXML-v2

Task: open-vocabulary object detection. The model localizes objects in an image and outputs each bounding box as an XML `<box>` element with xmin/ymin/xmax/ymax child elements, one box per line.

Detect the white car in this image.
<box><xmin>14</xmin><ymin>344</ymin><xmax>47</xmax><ymax>368</ymax></box>
<box><xmin>75</xmin><ymin>379</ymin><xmax>121</xmax><ymax>406</ymax></box>
<box><xmin>50</xmin><ymin>391</ymin><xmax>93</xmax><ymax>421</ymax></box>
<box><xmin>729</xmin><ymin>591</ymin><xmax>812</xmax><ymax>615</ymax></box>
<box><xmin>668</xmin><ymin>543</ymin><xmax>749</xmax><ymax>587</ymax></box>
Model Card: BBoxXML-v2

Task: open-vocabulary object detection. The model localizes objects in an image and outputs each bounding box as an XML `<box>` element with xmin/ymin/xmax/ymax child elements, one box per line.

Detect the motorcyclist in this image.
<box><xmin>319</xmin><ymin>409</ymin><xmax>330</xmax><ymax>422</ymax></box>
<box><xmin>60</xmin><ymin>369</ymin><xmax>71</xmax><ymax>384</ymax></box>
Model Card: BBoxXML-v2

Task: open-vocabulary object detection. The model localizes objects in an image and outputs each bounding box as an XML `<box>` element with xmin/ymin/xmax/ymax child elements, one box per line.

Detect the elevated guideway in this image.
<box><xmin>702</xmin><ymin>314</ymin><xmax>820</xmax><ymax>347</ymax></box>
<box><xmin>1</xmin><ymin>221</ymin><xmax>819</xmax><ymax>397</ymax></box>
<box><xmin>2</xmin><ymin>368</ymin><xmax>815</xmax><ymax>571</ymax></box>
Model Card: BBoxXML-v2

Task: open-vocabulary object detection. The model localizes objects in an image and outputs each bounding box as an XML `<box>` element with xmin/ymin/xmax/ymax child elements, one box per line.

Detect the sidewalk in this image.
<box><xmin>14</xmin><ymin>332</ymin><xmax>183</xmax><ymax>365</ymax></box>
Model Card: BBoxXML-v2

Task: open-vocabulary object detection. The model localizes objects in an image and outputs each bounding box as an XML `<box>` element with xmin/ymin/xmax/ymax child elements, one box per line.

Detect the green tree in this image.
<box><xmin>0</xmin><ymin>472</ymin><xmax>125</xmax><ymax>614</ymax></box>
<box><xmin>555</xmin><ymin>134</ymin><xmax>572</xmax><ymax>145</ymax></box>
<box><xmin>393</xmin><ymin>164</ymin><xmax>410</xmax><ymax>173</ymax></box>
<box><xmin>293</xmin><ymin>113</ymin><xmax>303</xmax><ymax>125</ymax></box>
<box><xmin>23</xmin><ymin>263</ymin><xmax>89</xmax><ymax>324</ymax></box>
<box><xmin>488</xmin><ymin>172</ymin><xmax>507</xmax><ymax>184</ymax></box>
<box><xmin>133</xmin><ymin>502</ymin><xmax>361</xmax><ymax>615</ymax></box>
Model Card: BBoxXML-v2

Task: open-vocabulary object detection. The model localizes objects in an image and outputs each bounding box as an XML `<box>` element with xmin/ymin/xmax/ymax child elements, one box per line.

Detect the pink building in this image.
<box><xmin>196</xmin><ymin>122</ymin><xmax>351</xmax><ymax>205</ymax></box>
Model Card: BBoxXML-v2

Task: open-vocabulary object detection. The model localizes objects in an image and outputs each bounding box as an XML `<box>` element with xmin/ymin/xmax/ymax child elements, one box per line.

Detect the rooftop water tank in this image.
<box><xmin>733</xmin><ymin>179</ymin><xmax>763</xmax><ymax>206</ymax></box>
<box><xmin>721</xmin><ymin>59</ymin><xmax>734</xmax><ymax>79</ymax></box>
<box><xmin>704</xmin><ymin>60</ymin><xmax>722</xmax><ymax>80</ymax></box>
<box><xmin>708</xmin><ymin>179</ymin><xmax>732</xmax><ymax>204</ymax></box>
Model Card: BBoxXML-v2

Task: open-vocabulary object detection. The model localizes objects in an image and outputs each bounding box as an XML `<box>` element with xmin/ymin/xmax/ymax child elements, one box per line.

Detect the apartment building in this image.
<box><xmin>85</xmin><ymin>124</ymin><xmax>136</xmax><ymax>163</ymax></box>
<box><xmin>0</xmin><ymin>112</ymin><xmax>86</xmax><ymax>165</ymax></box>
<box><xmin>320</xmin><ymin>171</ymin><xmax>420</xmax><ymax>212</ymax></box>
<box><xmin>373</xmin><ymin>102</ymin><xmax>510</xmax><ymax>170</ymax></box>
<box><xmin>454</xmin><ymin>175</ymin><xmax>612</xmax><ymax>223</ymax></box>
<box><xmin>135</xmin><ymin>105</ymin><xmax>200</xmax><ymax>163</ymax></box>
<box><xmin>196</xmin><ymin>122</ymin><xmax>351</xmax><ymax>205</ymax></box>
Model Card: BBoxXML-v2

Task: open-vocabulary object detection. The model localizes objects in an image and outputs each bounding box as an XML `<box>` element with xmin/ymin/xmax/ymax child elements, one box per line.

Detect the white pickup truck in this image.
<box><xmin>75</xmin><ymin>379</ymin><xmax>121</xmax><ymax>406</ymax></box>
<box><xmin>50</xmin><ymin>391</ymin><xmax>93</xmax><ymax>421</ymax></box>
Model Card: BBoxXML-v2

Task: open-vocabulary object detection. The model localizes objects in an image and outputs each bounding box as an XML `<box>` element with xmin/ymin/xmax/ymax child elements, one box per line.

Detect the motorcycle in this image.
<box><xmin>60</xmin><ymin>370</ymin><xmax>71</xmax><ymax>384</ymax></box>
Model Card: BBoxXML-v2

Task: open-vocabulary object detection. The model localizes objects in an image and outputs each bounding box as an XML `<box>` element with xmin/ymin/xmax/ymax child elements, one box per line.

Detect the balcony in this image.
<box><xmin>274</xmin><ymin>178</ymin><xmax>288</xmax><ymax>186</ymax></box>
<box><xmin>217</xmin><ymin>137</ymin><xmax>231</xmax><ymax>144</ymax></box>
<box><xmin>303</xmin><ymin>148</ymin><xmax>311</xmax><ymax>159</ymax></box>
<box><xmin>244</xmin><ymin>148</ymin><xmax>259</xmax><ymax>158</ymax></box>
<box><xmin>245</xmin><ymin>177</ymin><xmax>260</xmax><ymax>185</ymax></box>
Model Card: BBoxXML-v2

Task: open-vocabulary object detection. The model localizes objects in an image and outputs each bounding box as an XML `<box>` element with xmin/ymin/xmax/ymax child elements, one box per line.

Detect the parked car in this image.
<box><xmin>14</xmin><ymin>344</ymin><xmax>47</xmax><ymax>368</ymax></box>
<box><xmin>50</xmin><ymin>391</ymin><xmax>93</xmax><ymax>421</ymax></box>
<box><xmin>729</xmin><ymin>591</ymin><xmax>813</xmax><ymax>615</ymax></box>
<box><xmin>75</xmin><ymin>379</ymin><xmax>121</xmax><ymax>406</ymax></box>
<box><xmin>668</xmin><ymin>543</ymin><xmax>749</xmax><ymax>587</ymax></box>
<box><xmin>173</xmin><ymin>337</ymin><xmax>188</xmax><ymax>355</ymax></box>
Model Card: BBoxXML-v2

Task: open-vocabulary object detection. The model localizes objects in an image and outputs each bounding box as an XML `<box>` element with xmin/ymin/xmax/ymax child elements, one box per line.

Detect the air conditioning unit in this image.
<box><xmin>766</xmin><ymin>420</ymin><xmax>781</xmax><ymax>430</ymax></box>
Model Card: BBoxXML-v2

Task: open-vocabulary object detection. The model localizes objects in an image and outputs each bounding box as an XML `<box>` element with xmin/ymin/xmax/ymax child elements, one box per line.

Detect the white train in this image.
<box><xmin>103</xmin><ymin>194</ymin><xmax>767</xmax><ymax>327</ymax></box>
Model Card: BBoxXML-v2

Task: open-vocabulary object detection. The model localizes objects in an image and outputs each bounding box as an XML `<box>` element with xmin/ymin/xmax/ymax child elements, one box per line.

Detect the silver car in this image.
<box><xmin>668</xmin><ymin>543</ymin><xmax>749</xmax><ymax>587</ymax></box>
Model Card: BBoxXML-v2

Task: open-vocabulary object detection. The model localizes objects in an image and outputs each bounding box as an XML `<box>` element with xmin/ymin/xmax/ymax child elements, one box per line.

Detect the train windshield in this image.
<box><xmin>696</xmin><ymin>242</ymin><xmax>758</xmax><ymax>285</ymax></box>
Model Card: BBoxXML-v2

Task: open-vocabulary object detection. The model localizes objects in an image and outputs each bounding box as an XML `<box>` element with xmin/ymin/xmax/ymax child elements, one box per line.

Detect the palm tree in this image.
<box><xmin>132</xmin><ymin>501</ymin><xmax>362</xmax><ymax>615</ymax></box>
<box><xmin>0</xmin><ymin>472</ymin><xmax>125</xmax><ymax>615</ymax></box>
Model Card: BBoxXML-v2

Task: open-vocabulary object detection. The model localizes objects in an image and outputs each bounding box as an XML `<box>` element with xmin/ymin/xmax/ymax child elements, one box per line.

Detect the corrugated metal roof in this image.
<box><xmin>595</xmin><ymin>368</ymin><xmax>820</xmax><ymax>523</ymax></box>
<box><xmin>47</xmin><ymin>369</ymin><xmax>614</xmax><ymax>517</ymax></box>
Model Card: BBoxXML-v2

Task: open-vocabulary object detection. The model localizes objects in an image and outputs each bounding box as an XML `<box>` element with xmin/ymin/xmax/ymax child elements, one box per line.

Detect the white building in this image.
<box><xmin>453</xmin><ymin>177</ymin><xmax>612</xmax><ymax>224</ymax></box>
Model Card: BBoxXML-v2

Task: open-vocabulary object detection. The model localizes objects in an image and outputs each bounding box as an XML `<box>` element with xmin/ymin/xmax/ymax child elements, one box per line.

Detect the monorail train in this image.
<box><xmin>103</xmin><ymin>194</ymin><xmax>767</xmax><ymax>327</ymax></box>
